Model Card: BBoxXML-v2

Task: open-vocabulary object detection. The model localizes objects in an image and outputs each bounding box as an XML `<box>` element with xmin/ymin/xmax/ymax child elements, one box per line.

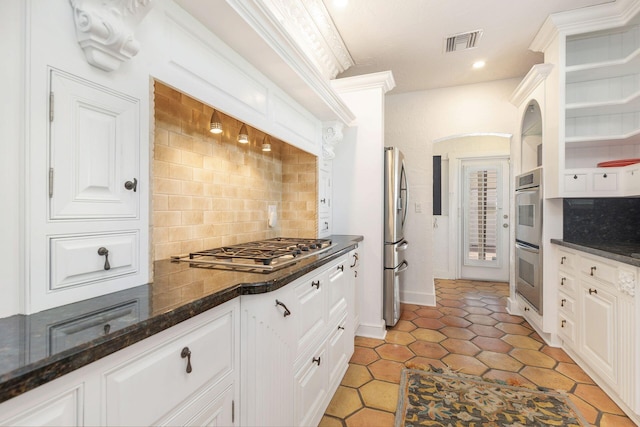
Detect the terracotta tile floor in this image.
<box><xmin>320</xmin><ymin>279</ymin><xmax>637</xmax><ymax>427</ymax></box>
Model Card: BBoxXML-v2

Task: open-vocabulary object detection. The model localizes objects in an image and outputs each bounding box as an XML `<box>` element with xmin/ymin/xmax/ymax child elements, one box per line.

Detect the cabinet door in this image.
<box><xmin>327</xmin><ymin>259</ymin><xmax>347</xmax><ymax>324</ymax></box>
<box><xmin>49</xmin><ymin>69</ymin><xmax>139</xmax><ymax>220</ymax></box>
<box><xmin>294</xmin><ymin>271</ymin><xmax>327</xmax><ymax>354</ymax></box>
<box><xmin>104</xmin><ymin>308</ymin><xmax>235</xmax><ymax>426</ymax></box>
<box><xmin>580</xmin><ymin>283</ymin><xmax>617</xmax><ymax>388</ymax></box>
<box><xmin>0</xmin><ymin>386</ymin><xmax>82</xmax><ymax>427</ymax></box>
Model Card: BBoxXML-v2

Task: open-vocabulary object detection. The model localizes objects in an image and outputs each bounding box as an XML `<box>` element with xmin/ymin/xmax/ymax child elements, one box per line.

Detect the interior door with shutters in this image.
<box><xmin>460</xmin><ymin>158</ymin><xmax>510</xmax><ymax>281</ymax></box>
<box><xmin>49</xmin><ymin>68</ymin><xmax>139</xmax><ymax>220</ymax></box>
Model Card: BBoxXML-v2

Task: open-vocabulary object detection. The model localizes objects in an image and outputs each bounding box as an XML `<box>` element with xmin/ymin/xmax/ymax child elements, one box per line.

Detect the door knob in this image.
<box><xmin>503</xmin><ymin>223</ymin><xmax>509</xmax><ymax>228</ymax></box>
<box><xmin>124</xmin><ymin>178</ymin><xmax>138</xmax><ymax>192</ymax></box>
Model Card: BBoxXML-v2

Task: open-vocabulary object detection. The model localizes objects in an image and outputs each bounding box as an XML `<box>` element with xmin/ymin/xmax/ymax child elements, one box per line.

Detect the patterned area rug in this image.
<box><xmin>395</xmin><ymin>367</ymin><xmax>588</xmax><ymax>427</ymax></box>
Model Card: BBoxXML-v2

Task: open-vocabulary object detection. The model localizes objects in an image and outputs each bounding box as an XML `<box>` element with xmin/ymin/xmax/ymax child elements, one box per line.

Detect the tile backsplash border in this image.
<box><xmin>151</xmin><ymin>81</ymin><xmax>318</xmax><ymax>261</ymax></box>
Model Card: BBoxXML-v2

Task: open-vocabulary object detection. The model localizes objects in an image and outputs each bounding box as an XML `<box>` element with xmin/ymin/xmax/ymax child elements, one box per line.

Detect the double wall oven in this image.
<box><xmin>515</xmin><ymin>169</ymin><xmax>543</xmax><ymax>313</ymax></box>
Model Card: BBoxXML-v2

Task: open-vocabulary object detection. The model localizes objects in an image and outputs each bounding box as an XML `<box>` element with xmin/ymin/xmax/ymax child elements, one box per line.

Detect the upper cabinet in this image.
<box><xmin>531</xmin><ymin>0</ymin><xmax>640</xmax><ymax>197</ymax></box>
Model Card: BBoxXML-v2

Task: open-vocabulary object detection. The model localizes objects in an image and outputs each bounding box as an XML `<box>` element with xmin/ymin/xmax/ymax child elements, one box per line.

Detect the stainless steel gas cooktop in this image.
<box><xmin>171</xmin><ymin>237</ymin><xmax>333</xmax><ymax>272</ymax></box>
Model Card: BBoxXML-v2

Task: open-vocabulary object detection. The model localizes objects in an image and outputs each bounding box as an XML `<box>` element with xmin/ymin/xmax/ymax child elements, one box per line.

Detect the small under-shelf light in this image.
<box><xmin>237</xmin><ymin>123</ymin><xmax>249</xmax><ymax>144</ymax></box>
<box><xmin>209</xmin><ymin>109</ymin><xmax>223</xmax><ymax>134</ymax></box>
<box><xmin>262</xmin><ymin>135</ymin><xmax>271</xmax><ymax>152</ymax></box>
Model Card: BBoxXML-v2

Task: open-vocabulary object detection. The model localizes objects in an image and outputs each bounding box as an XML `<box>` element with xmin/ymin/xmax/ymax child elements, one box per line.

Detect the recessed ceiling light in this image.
<box><xmin>333</xmin><ymin>0</ymin><xmax>348</xmax><ymax>8</ymax></box>
<box><xmin>472</xmin><ymin>61</ymin><xmax>486</xmax><ymax>69</ymax></box>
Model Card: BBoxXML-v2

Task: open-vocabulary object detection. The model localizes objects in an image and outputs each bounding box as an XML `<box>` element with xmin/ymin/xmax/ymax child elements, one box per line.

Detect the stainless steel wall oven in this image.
<box><xmin>515</xmin><ymin>169</ymin><xmax>543</xmax><ymax>313</ymax></box>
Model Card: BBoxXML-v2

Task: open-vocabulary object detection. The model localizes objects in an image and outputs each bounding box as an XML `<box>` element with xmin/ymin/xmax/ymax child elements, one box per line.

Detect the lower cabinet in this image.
<box><xmin>552</xmin><ymin>245</ymin><xmax>638</xmax><ymax>418</ymax></box>
<box><xmin>0</xmin><ymin>299</ymin><xmax>240</xmax><ymax>427</ymax></box>
<box><xmin>241</xmin><ymin>254</ymin><xmax>354</xmax><ymax>427</ymax></box>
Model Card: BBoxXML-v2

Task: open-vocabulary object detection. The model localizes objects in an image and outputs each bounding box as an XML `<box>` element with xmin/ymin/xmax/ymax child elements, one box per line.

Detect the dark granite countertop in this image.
<box><xmin>551</xmin><ymin>239</ymin><xmax>640</xmax><ymax>268</ymax></box>
<box><xmin>0</xmin><ymin>235</ymin><xmax>362</xmax><ymax>404</ymax></box>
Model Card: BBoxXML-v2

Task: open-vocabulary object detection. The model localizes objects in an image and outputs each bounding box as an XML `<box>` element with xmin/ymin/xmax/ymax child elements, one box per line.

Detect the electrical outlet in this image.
<box><xmin>415</xmin><ymin>202</ymin><xmax>422</xmax><ymax>213</ymax></box>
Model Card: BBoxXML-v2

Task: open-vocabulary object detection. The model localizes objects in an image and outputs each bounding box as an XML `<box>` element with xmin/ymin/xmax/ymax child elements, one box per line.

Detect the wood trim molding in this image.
<box><xmin>69</xmin><ymin>0</ymin><xmax>153</xmax><ymax>71</ymax></box>
<box><xmin>509</xmin><ymin>63</ymin><xmax>553</xmax><ymax>107</ymax></box>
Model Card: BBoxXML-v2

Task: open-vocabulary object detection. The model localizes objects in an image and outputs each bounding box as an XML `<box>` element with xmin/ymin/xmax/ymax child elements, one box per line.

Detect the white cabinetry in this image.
<box><xmin>29</xmin><ymin>68</ymin><xmax>145</xmax><ymax>313</ymax></box>
<box><xmin>552</xmin><ymin>245</ymin><xmax>638</xmax><ymax>420</ymax></box>
<box><xmin>532</xmin><ymin>3</ymin><xmax>640</xmax><ymax>197</ymax></box>
<box><xmin>0</xmin><ymin>299</ymin><xmax>239</xmax><ymax>427</ymax></box>
<box><xmin>241</xmin><ymin>254</ymin><xmax>353</xmax><ymax>427</ymax></box>
<box><xmin>318</xmin><ymin>160</ymin><xmax>332</xmax><ymax>237</ymax></box>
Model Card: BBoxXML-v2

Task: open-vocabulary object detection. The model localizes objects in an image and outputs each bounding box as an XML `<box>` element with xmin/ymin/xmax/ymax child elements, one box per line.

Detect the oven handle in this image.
<box><xmin>515</xmin><ymin>242</ymin><xmax>539</xmax><ymax>253</ymax></box>
<box><xmin>515</xmin><ymin>186</ymin><xmax>540</xmax><ymax>194</ymax></box>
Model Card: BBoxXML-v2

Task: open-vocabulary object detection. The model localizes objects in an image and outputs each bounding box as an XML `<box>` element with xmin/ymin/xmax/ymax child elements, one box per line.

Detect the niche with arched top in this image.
<box><xmin>521</xmin><ymin>100</ymin><xmax>542</xmax><ymax>172</ymax></box>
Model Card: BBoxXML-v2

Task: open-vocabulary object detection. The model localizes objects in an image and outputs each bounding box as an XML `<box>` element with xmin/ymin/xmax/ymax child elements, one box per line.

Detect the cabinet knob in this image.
<box><xmin>524</xmin><ymin>306</ymin><xmax>530</xmax><ymax>312</ymax></box>
<box><xmin>181</xmin><ymin>347</ymin><xmax>193</xmax><ymax>373</ymax></box>
<box><xmin>275</xmin><ymin>299</ymin><xmax>291</xmax><ymax>317</ymax></box>
<box><xmin>124</xmin><ymin>178</ymin><xmax>138</xmax><ymax>192</ymax></box>
<box><xmin>97</xmin><ymin>247</ymin><xmax>111</xmax><ymax>270</ymax></box>
<box><xmin>589</xmin><ymin>288</ymin><xmax>598</xmax><ymax>295</ymax></box>
<box><xmin>337</xmin><ymin>264</ymin><xmax>344</xmax><ymax>272</ymax></box>
<box><xmin>338</xmin><ymin>325</ymin><xmax>345</xmax><ymax>330</ymax></box>
<box><xmin>590</xmin><ymin>266</ymin><xmax>597</xmax><ymax>276</ymax></box>
<box><xmin>311</xmin><ymin>280</ymin><xmax>320</xmax><ymax>289</ymax></box>
<box><xmin>320</xmin><ymin>198</ymin><xmax>326</xmax><ymax>203</ymax></box>
<box><xmin>103</xmin><ymin>324</ymin><xmax>111</xmax><ymax>335</ymax></box>
<box><xmin>573</xmin><ymin>174</ymin><xmax>578</xmax><ymax>179</ymax></box>
<box><xmin>603</xmin><ymin>173</ymin><xmax>607</xmax><ymax>178</ymax></box>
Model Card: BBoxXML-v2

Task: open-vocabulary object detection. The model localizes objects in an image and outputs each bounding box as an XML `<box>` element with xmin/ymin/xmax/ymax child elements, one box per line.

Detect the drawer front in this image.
<box><xmin>294</xmin><ymin>346</ymin><xmax>328</xmax><ymax>427</ymax></box>
<box><xmin>328</xmin><ymin>314</ymin><xmax>349</xmax><ymax>389</ymax></box>
<box><xmin>558</xmin><ymin>292</ymin><xmax>576</xmax><ymax>317</ymax></box>
<box><xmin>559</xmin><ymin>272</ymin><xmax>576</xmax><ymax>294</ymax></box>
<box><xmin>558</xmin><ymin>250</ymin><xmax>575</xmax><ymax>270</ymax></box>
<box><xmin>564</xmin><ymin>173</ymin><xmax>587</xmax><ymax>193</ymax></box>
<box><xmin>294</xmin><ymin>271</ymin><xmax>327</xmax><ymax>355</ymax></box>
<box><xmin>328</xmin><ymin>259</ymin><xmax>348</xmax><ymax>324</ymax></box>
<box><xmin>579</xmin><ymin>257</ymin><xmax>616</xmax><ymax>286</ymax></box>
<box><xmin>593</xmin><ymin>172</ymin><xmax>618</xmax><ymax>192</ymax></box>
<box><xmin>0</xmin><ymin>386</ymin><xmax>82</xmax><ymax>427</ymax></box>
<box><xmin>50</xmin><ymin>232</ymin><xmax>139</xmax><ymax>290</ymax></box>
<box><xmin>104</xmin><ymin>309</ymin><xmax>234</xmax><ymax>426</ymax></box>
<box><xmin>558</xmin><ymin>314</ymin><xmax>576</xmax><ymax>347</ymax></box>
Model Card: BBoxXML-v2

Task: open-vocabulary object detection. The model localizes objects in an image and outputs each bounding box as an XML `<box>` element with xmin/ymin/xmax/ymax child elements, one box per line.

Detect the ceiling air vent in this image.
<box><xmin>445</xmin><ymin>30</ymin><xmax>483</xmax><ymax>53</ymax></box>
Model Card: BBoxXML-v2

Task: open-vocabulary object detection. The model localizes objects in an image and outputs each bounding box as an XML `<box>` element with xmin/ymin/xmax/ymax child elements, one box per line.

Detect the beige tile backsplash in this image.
<box><xmin>152</xmin><ymin>82</ymin><xmax>318</xmax><ymax>261</ymax></box>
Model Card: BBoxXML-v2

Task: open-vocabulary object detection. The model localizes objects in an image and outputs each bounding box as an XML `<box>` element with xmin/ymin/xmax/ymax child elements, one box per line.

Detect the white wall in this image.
<box><xmin>0</xmin><ymin>1</ymin><xmax>25</xmax><ymax>317</ymax></box>
<box><xmin>385</xmin><ymin>78</ymin><xmax>521</xmax><ymax>305</ymax></box>
<box><xmin>332</xmin><ymin>72</ymin><xmax>394</xmax><ymax>339</ymax></box>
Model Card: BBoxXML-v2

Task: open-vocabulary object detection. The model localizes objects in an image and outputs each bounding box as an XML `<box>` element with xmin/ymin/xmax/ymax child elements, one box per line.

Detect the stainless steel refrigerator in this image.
<box><xmin>383</xmin><ymin>147</ymin><xmax>409</xmax><ymax>327</ymax></box>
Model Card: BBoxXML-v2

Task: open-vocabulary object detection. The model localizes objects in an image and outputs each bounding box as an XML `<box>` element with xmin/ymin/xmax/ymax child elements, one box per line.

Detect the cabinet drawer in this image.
<box><xmin>558</xmin><ymin>250</ymin><xmax>575</xmax><ymax>270</ymax></box>
<box><xmin>294</xmin><ymin>346</ymin><xmax>328</xmax><ymax>427</ymax></box>
<box><xmin>104</xmin><ymin>309</ymin><xmax>234</xmax><ymax>426</ymax></box>
<box><xmin>0</xmin><ymin>386</ymin><xmax>82</xmax><ymax>427</ymax></box>
<box><xmin>294</xmin><ymin>271</ymin><xmax>327</xmax><ymax>355</ymax></box>
<box><xmin>50</xmin><ymin>232</ymin><xmax>139</xmax><ymax>290</ymax></box>
<box><xmin>328</xmin><ymin>260</ymin><xmax>348</xmax><ymax>324</ymax></box>
<box><xmin>593</xmin><ymin>172</ymin><xmax>617</xmax><ymax>192</ymax></box>
<box><xmin>558</xmin><ymin>292</ymin><xmax>576</xmax><ymax>316</ymax></box>
<box><xmin>328</xmin><ymin>314</ymin><xmax>349</xmax><ymax>389</ymax></box>
<box><xmin>559</xmin><ymin>272</ymin><xmax>576</xmax><ymax>293</ymax></box>
<box><xmin>564</xmin><ymin>173</ymin><xmax>587</xmax><ymax>192</ymax></box>
<box><xmin>558</xmin><ymin>314</ymin><xmax>576</xmax><ymax>347</ymax></box>
<box><xmin>579</xmin><ymin>257</ymin><xmax>616</xmax><ymax>286</ymax></box>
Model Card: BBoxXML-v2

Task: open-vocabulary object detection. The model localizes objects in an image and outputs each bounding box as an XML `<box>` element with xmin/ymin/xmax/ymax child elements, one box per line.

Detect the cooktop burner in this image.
<box><xmin>171</xmin><ymin>237</ymin><xmax>333</xmax><ymax>272</ymax></box>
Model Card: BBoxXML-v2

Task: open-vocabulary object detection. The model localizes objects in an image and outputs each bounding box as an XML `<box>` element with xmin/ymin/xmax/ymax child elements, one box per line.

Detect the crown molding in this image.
<box><xmin>509</xmin><ymin>63</ymin><xmax>554</xmax><ymax>107</ymax></box>
<box><xmin>69</xmin><ymin>0</ymin><xmax>153</xmax><ymax>71</ymax></box>
<box><xmin>331</xmin><ymin>71</ymin><xmax>396</xmax><ymax>94</ymax></box>
<box><xmin>530</xmin><ymin>0</ymin><xmax>640</xmax><ymax>52</ymax></box>
<box><xmin>224</xmin><ymin>0</ymin><xmax>356</xmax><ymax>125</ymax></box>
<box><xmin>263</xmin><ymin>0</ymin><xmax>354</xmax><ymax>80</ymax></box>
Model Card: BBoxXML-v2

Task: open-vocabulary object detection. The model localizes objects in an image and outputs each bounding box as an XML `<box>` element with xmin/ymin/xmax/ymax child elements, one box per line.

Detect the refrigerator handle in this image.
<box><xmin>396</xmin><ymin>260</ymin><xmax>409</xmax><ymax>274</ymax></box>
<box><xmin>397</xmin><ymin>240</ymin><xmax>409</xmax><ymax>251</ymax></box>
<box><xmin>400</xmin><ymin>162</ymin><xmax>409</xmax><ymax>228</ymax></box>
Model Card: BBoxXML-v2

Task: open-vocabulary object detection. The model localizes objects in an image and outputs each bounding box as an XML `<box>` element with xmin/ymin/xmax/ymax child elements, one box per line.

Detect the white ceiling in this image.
<box><xmin>323</xmin><ymin>0</ymin><xmax>615</xmax><ymax>93</ymax></box>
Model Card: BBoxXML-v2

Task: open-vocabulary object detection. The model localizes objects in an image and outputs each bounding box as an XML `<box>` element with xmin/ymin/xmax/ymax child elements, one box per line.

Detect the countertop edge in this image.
<box><xmin>0</xmin><ymin>236</ymin><xmax>362</xmax><ymax>405</ymax></box>
<box><xmin>550</xmin><ymin>239</ymin><xmax>640</xmax><ymax>268</ymax></box>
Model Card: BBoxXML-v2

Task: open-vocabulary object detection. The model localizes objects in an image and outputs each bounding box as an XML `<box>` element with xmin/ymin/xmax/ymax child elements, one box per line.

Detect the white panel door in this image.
<box><xmin>49</xmin><ymin>69</ymin><xmax>139</xmax><ymax>220</ymax></box>
<box><xmin>460</xmin><ymin>158</ymin><xmax>510</xmax><ymax>281</ymax></box>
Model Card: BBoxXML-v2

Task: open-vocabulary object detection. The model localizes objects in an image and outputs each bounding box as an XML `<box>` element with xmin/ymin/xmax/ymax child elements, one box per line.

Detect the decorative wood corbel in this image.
<box><xmin>69</xmin><ymin>0</ymin><xmax>153</xmax><ymax>72</ymax></box>
<box><xmin>322</xmin><ymin>121</ymin><xmax>345</xmax><ymax>159</ymax></box>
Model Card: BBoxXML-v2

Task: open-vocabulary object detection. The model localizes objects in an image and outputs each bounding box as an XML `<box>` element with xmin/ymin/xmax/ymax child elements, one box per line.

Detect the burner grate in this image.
<box><xmin>178</xmin><ymin>237</ymin><xmax>333</xmax><ymax>270</ymax></box>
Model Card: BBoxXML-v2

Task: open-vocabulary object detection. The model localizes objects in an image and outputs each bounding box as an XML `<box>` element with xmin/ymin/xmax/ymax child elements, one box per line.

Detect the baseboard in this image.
<box><xmin>356</xmin><ymin>320</ymin><xmax>387</xmax><ymax>340</ymax></box>
<box><xmin>506</xmin><ymin>297</ymin><xmax>521</xmax><ymax>315</ymax></box>
<box><xmin>400</xmin><ymin>290</ymin><xmax>436</xmax><ymax>307</ymax></box>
